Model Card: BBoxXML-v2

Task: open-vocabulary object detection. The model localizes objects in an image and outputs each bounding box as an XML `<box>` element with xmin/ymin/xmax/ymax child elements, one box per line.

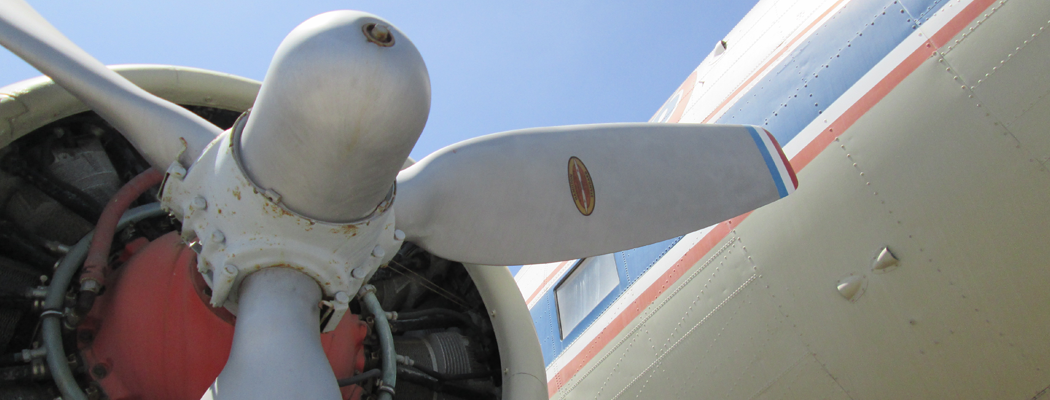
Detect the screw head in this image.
<box><xmin>91</xmin><ymin>364</ymin><xmax>108</xmax><ymax>379</ymax></box>
<box><xmin>352</xmin><ymin>267</ymin><xmax>369</xmax><ymax>279</ymax></box>
<box><xmin>188</xmin><ymin>196</ymin><xmax>207</xmax><ymax>213</ymax></box>
<box><xmin>363</xmin><ymin>23</ymin><xmax>394</xmax><ymax>47</ymax></box>
<box><xmin>78</xmin><ymin>330</ymin><xmax>95</xmax><ymax>345</ymax></box>
<box><xmin>335</xmin><ymin>291</ymin><xmax>351</xmax><ymax>304</ymax></box>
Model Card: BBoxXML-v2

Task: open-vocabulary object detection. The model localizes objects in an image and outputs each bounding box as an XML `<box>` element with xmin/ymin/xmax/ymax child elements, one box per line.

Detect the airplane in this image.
<box><xmin>0</xmin><ymin>1</ymin><xmax>1047</xmax><ymax>400</ymax></box>
<box><xmin>0</xmin><ymin>1</ymin><xmax>788</xmax><ymax>400</ymax></box>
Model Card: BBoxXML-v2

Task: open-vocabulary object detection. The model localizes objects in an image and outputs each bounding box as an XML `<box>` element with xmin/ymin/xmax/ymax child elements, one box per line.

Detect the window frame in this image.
<box><xmin>553</xmin><ymin>254</ymin><xmax>622</xmax><ymax>340</ymax></box>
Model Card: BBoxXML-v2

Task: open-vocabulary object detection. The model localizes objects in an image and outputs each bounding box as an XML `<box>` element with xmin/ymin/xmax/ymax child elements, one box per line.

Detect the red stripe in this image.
<box><xmin>547</xmin><ymin>0</ymin><xmax>996</xmax><ymax>394</ymax></box>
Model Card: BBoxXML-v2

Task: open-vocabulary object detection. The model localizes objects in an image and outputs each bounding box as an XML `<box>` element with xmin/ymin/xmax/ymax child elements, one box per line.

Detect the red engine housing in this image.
<box><xmin>77</xmin><ymin>232</ymin><xmax>368</xmax><ymax>400</ymax></box>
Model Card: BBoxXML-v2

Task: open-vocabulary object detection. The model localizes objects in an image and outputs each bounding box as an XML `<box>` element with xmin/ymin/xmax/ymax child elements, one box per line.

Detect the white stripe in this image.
<box><xmin>527</xmin><ymin>261</ymin><xmax>574</xmax><ymax>310</ymax></box>
<box><xmin>752</xmin><ymin>126</ymin><xmax>795</xmax><ymax>196</ymax></box>
<box><xmin>514</xmin><ymin>261</ymin><xmax>565</xmax><ymax>304</ymax></box>
<box><xmin>782</xmin><ymin>0</ymin><xmax>976</xmax><ymax>159</ymax></box>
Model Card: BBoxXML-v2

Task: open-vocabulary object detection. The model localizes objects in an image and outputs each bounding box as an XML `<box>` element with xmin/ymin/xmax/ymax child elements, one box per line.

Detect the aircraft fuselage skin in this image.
<box><xmin>522</xmin><ymin>0</ymin><xmax>1050</xmax><ymax>398</ymax></box>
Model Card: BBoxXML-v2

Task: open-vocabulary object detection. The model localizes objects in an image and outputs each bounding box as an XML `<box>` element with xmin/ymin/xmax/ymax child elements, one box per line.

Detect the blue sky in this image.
<box><xmin>1</xmin><ymin>1</ymin><xmax>759</xmax><ymax>160</ymax></box>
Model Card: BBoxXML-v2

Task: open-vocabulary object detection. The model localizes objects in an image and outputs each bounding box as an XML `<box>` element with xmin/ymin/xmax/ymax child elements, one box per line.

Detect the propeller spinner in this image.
<box><xmin>0</xmin><ymin>2</ymin><xmax>796</xmax><ymax>400</ymax></box>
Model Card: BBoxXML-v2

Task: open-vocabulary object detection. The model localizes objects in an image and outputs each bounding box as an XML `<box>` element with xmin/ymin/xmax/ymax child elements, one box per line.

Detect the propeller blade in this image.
<box><xmin>0</xmin><ymin>0</ymin><xmax>221</xmax><ymax>170</ymax></box>
<box><xmin>395</xmin><ymin>123</ymin><xmax>797</xmax><ymax>265</ymax></box>
<box><xmin>202</xmin><ymin>268</ymin><xmax>341</xmax><ymax>400</ymax></box>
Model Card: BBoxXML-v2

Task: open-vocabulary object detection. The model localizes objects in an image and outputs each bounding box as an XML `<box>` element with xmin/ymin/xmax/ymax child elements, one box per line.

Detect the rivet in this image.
<box><xmin>372</xmin><ymin>245</ymin><xmax>385</xmax><ymax>258</ymax></box>
<box><xmin>222</xmin><ymin>264</ymin><xmax>238</xmax><ymax>276</ymax></box>
<box><xmin>394</xmin><ymin>230</ymin><xmax>406</xmax><ymax>241</ymax></box>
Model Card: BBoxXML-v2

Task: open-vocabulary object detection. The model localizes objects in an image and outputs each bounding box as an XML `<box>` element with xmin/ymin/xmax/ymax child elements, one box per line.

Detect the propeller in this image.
<box><xmin>0</xmin><ymin>0</ymin><xmax>221</xmax><ymax>170</ymax></box>
<box><xmin>0</xmin><ymin>2</ymin><xmax>796</xmax><ymax>400</ymax></box>
<box><xmin>396</xmin><ymin>122</ymin><xmax>796</xmax><ymax>266</ymax></box>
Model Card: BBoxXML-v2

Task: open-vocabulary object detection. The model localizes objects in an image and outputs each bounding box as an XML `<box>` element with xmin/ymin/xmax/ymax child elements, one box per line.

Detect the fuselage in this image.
<box><xmin>519</xmin><ymin>0</ymin><xmax>1050</xmax><ymax>398</ymax></box>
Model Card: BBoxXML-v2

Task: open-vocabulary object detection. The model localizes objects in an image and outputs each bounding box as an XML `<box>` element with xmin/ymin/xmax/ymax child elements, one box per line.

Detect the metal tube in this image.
<box><xmin>359</xmin><ymin>285</ymin><xmax>396</xmax><ymax>400</ymax></box>
<box><xmin>337</xmin><ymin>368</ymin><xmax>381</xmax><ymax>387</ymax></box>
<box><xmin>80</xmin><ymin>169</ymin><xmax>163</xmax><ymax>292</ymax></box>
<box><xmin>43</xmin><ymin>203</ymin><xmax>165</xmax><ymax>400</ymax></box>
<box><xmin>78</xmin><ymin>168</ymin><xmax>164</xmax><ymax>317</ymax></box>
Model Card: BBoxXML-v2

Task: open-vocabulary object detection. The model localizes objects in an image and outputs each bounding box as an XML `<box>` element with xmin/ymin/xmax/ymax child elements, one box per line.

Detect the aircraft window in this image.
<box><xmin>555</xmin><ymin>254</ymin><xmax>620</xmax><ymax>339</ymax></box>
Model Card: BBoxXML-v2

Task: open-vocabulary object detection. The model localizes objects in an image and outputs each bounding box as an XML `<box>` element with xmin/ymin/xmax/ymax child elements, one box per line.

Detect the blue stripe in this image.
<box><xmin>745</xmin><ymin>126</ymin><xmax>787</xmax><ymax>198</ymax></box>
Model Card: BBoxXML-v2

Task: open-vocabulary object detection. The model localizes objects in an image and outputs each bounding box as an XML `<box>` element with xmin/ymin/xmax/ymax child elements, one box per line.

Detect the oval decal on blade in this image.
<box><xmin>567</xmin><ymin>157</ymin><xmax>595</xmax><ymax>216</ymax></box>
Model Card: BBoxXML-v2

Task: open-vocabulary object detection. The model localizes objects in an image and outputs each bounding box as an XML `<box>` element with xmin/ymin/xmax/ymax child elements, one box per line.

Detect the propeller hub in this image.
<box><xmin>240</xmin><ymin>11</ymin><xmax>430</xmax><ymax>222</ymax></box>
<box><xmin>160</xmin><ymin>113</ymin><xmax>403</xmax><ymax>331</ymax></box>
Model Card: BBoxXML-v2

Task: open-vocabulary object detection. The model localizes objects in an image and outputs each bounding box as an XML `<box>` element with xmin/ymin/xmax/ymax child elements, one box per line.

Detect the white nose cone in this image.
<box><xmin>240</xmin><ymin>11</ymin><xmax>430</xmax><ymax>222</ymax></box>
